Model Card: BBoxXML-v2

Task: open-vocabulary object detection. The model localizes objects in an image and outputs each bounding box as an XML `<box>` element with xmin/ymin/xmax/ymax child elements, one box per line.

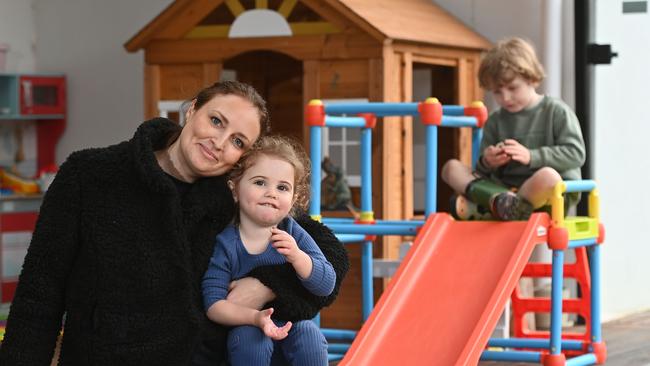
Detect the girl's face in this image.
<box><xmin>232</xmin><ymin>155</ymin><xmax>296</xmax><ymax>228</ymax></box>
<box><xmin>176</xmin><ymin>94</ymin><xmax>261</xmax><ymax>180</ymax></box>
<box><xmin>491</xmin><ymin>76</ymin><xmax>540</xmax><ymax>113</ymax></box>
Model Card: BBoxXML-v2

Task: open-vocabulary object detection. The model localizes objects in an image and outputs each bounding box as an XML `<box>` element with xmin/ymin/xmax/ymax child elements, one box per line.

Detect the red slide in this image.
<box><xmin>339</xmin><ymin>213</ymin><xmax>550</xmax><ymax>366</ymax></box>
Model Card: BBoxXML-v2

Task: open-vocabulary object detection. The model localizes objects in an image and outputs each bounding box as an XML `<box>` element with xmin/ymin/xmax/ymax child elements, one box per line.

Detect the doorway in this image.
<box><xmin>223</xmin><ymin>51</ymin><xmax>304</xmax><ymax>140</ymax></box>
<box><xmin>412</xmin><ymin>63</ymin><xmax>458</xmax><ymax>215</ymax></box>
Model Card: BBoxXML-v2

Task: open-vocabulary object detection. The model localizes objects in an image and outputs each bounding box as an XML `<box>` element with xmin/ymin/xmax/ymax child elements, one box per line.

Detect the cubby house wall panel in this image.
<box><xmin>318</xmin><ymin>59</ymin><xmax>370</xmax><ymax>99</ymax></box>
<box><xmin>159</xmin><ymin>64</ymin><xmax>206</xmax><ymax>101</ymax></box>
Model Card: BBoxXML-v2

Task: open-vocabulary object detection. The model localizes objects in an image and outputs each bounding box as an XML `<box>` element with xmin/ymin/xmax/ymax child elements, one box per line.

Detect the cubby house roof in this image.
<box><xmin>125</xmin><ymin>0</ymin><xmax>491</xmax><ymax>52</ymax></box>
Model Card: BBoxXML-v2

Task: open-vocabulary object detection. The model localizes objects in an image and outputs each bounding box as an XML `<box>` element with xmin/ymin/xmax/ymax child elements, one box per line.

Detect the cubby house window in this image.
<box><xmin>321</xmin><ymin>99</ymin><xmax>367</xmax><ymax>187</ymax></box>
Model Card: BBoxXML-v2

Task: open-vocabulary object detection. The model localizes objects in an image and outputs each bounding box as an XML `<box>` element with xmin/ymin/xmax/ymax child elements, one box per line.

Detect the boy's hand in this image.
<box><xmin>502</xmin><ymin>139</ymin><xmax>531</xmax><ymax>165</ymax></box>
<box><xmin>483</xmin><ymin>143</ymin><xmax>511</xmax><ymax>168</ymax></box>
<box><xmin>255</xmin><ymin>308</ymin><xmax>292</xmax><ymax>340</ymax></box>
<box><xmin>271</xmin><ymin>227</ymin><xmax>308</xmax><ymax>264</ymax></box>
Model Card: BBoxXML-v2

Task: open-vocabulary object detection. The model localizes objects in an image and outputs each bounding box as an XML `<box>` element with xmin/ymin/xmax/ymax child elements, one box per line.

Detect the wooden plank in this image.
<box><xmin>156</xmin><ymin>0</ymin><xmax>223</xmax><ymax>40</ymax></box>
<box><xmin>202</xmin><ymin>62</ymin><xmax>222</xmax><ymax>86</ymax></box>
<box><xmin>159</xmin><ymin>64</ymin><xmax>205</xmax><ymax>101</ymax></box>
<box><xmin>334</xmin><ymin>0</ymin><xmax>492</xmax><ymax>50</ymax></box>
<box><xmin>302</xmin><ymin>60</ymin><xmax>320</xmax><ymax>147</ymax></box>
<box><xmin>412</xmin><ymin>54</ymin><xmax>458</xmax><ymax>67</ymax></box>
<box><xmin>144</xmin><ymin>64</ymin><xmax>161</xmax><ymax>120</ymax></box>
<box><xmin>278</xmin><ymin>0</ymin><xmax>298</xmax><ymax>18</ymax></box>
<box><xmin>304</xmin><ymin>0</ymin><xmax>383</xmax><ymax>40</ymax></box>
<box><xmin>290</xmin><ymin>21</ymin><xmax>341</xmax><ymax>36</ymax></box>
<box><xmin>456</xmin><ymin>58</ymin><xmax>472</xmax><ymax>167</ymax></box>
<box><xmin>401</xmin><ymin>52</ymin><xmax>414</xmax><ymax>220</ymax></box>
<box><xmin>125</xmin><ymin>0</ymin><xmax>195</xmax><ymax>52</ymax></box>
<box><xmin>145</xmin><ymin>35</ymin><xmax>382</xmax><ymax>64</ymax></box>
<box><xmin>185</xmin><ymin>25</ymin><xmax>230</xmax><ymax>39</ymax></box>
<box><xmin>394</xmin><ymin>42</ymin><xmax>483</xmax><ymax>61</ymax></box>
<box><xmin>381</xmin><ymin>45</ymin><xmax>404</xmax><ymax>261</ymax></box>
<box><xmin>319</xmin><ymin>59</ymin><xmax>371</xmax><ymax>99</ymax></box>
<box><xmin>224</xmin><ymin>0</ymin><xmax>245</xmax><ymax>17</ymax></box>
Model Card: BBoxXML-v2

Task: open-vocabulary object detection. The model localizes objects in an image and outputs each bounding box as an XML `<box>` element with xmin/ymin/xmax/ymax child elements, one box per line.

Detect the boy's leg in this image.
<box><xmin>466</xmin><ymin>179</ymin><xmax>533</xmax><ymax>221</ymax></box>
<box><xmin>517</xmin><ymin>167</ymin><xmax>563</xmax><ymax>208</ymax></box>
<box><xmin>441</xmin><ymin>159</ymin><xmax>476</xmax><ymax>194</ymax></box>
<box><xmin>443</xmin><ymin>159</ymin><xmax>487</xmax><ymax>220</ymax></box>
<box><xmin>278</xmin><ymin>320</ymin><xmax>328</xmax><ymax>366</ymax></box>
<box><xmin>228</xmin><ymin>325</ymin><xmax>273</xmax><ymax>366</ymax></box>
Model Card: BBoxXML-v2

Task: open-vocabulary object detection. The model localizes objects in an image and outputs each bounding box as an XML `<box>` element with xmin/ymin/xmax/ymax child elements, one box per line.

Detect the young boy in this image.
<box><xmin>442</xmin><ymin>37</ymin><xmax>586</xmax><ymax>220</ymax></box>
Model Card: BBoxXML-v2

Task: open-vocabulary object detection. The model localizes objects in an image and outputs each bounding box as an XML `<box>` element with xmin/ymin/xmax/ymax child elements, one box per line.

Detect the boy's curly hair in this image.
<box><xmin>479</xmin><ymin>37</ymin><xmax>546</xmax><ymax>90</ymax></box>
<box><xmin>228</xmin><ymin>135</ymin><xmax>311</xmax><ymax>218</ymax></box>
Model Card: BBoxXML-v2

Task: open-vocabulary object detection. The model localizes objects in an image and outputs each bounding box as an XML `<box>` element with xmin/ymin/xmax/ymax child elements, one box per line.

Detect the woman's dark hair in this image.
<box><xmin>193</xmin><ymin>80</ymin><xmax>270</xmax><ymax>135</ymax></box>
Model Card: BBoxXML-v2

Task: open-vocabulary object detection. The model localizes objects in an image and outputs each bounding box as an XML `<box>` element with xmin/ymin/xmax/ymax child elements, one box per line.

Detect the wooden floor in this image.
<box><xmin>330</xmin><ymin>310</ymin><xmax>650</xmax><ymax>365</ymax></box>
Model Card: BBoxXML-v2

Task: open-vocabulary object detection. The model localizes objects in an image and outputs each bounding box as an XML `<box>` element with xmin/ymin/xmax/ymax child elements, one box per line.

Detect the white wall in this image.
<box><xmin>593</xmin><ymin>1</ymin><xmax>650</xmax><ymax>320</ymax></box>
<box><xmin>32</xmin><ymin>0</ymin><xmax>171</xmax><ymax>162</ymax></box>
<box><xmin>0</xmin><ymin>0</ymin><xmax>36</xmax><ymax>72</ymax></box>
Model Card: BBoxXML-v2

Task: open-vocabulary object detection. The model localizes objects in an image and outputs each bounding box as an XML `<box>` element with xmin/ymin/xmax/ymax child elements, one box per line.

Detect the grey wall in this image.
<box><xmin>32</xmin><ymin>0</ymin><xmax>171</xmax><ymax>162</ymax></box>
<box><xmin>0</xmin><ymin>1</ymin><xmax>36</xmax><ymax>72</ymax></box>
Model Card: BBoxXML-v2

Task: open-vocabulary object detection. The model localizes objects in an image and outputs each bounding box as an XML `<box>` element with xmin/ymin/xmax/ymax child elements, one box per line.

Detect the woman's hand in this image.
<box><xmin>227</xmin><ymin>277</ymin><xmax>275</xmax><ymax>310</ymax></box>
<box><xmin>502</xmin><ymin>139</ymin><xmax>531</xmax><ymax>165</ymax></box>
<box><xmin>255</xmin><ymin>308</ymin><xmax>292</xmax><ymax>340</ymax></box>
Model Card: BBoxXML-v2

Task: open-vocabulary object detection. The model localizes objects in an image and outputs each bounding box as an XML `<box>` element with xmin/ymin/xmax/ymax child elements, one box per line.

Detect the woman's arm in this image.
<box><xmin>0</xmin><ymin>154</ymin><xmax>82</xmax><ymax>364</ymax></box>
<box><xmin>248</xmin><ymin>212</ymin><xmax>349</xmax><ymax>321</ymax></box>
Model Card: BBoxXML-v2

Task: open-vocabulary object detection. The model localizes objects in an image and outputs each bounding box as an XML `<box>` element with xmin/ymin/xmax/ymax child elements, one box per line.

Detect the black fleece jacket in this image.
<box><xmin>0</xmin><ymin>118</ymin><xmax>349</xmax><ymax>365</ymax></box>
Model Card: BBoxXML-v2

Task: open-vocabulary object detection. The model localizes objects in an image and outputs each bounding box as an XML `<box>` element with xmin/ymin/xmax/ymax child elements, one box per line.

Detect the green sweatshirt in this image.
<box><xmin>476</xmin><ymin>95</ymin><xmax>586</xmax><ymax>188</ymax></box>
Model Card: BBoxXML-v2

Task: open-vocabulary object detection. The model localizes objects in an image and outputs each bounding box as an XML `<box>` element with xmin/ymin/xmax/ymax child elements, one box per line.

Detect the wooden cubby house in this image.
<box><xmin>125</xmin><ymin>0</ymin><xmax>491</xmax><ymax>329</ymax></box>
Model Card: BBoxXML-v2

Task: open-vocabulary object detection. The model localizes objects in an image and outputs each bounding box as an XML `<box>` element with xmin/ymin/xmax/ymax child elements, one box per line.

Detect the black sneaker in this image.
<box><xmin>491</xmin><ymin>193</ymin><xmax>533</xmax><ymax>221</ymax></box>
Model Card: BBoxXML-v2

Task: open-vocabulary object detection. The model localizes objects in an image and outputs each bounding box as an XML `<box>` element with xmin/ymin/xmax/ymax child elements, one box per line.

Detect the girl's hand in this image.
<box><xmin>483</xmin><ymin>143</ymin><xmax>511</xmax><ymax>168</ymax></box>
<box><xmin>502</xmin><ymin>139</ymin><xmax>531</xmax><ymax>165</ymax></box>
<box><xmin>255</xmin><ymin>308</ymin><xmax>292</xmax><ymax>340</ymax></box>
<box><xmin>271</xmin><ymin>227</ymin><xmax>306</xmax><ymax>264</ymax></box>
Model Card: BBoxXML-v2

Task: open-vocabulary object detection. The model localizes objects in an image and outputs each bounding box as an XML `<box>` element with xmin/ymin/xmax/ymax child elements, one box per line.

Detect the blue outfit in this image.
<box><xmin>202</xmin><ymin>216</ymin><xmax>336</xmax><ymax>366</ymax></box>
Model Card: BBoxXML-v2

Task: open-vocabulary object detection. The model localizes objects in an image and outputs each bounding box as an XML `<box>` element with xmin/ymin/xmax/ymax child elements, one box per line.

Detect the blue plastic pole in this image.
<box><xmin>472</xmin><ymin>128</ymin><xmax>483</xmax><ymax>169</ymax></box>
<box><xmin>589</xmin><ymin>244</ymin><xmax>602</xmax><ymax>343</ymax></box>
<box><xmin>564</xmin><ymin>180</ymin><xmax>597</xmax><ymax>193</ymax></box>
<box><xmin>480</xmin><ymin>351</ymin><xmax>541</xmax><ymax>362</ymax></box>
<box><xmin>550</xmin><ymin>249</ymin><xmax>565</xmax><ymax>355</ymax></box>
<box><xmin>487</xmin><ymin>338</ymin><xmax>584</xmax><ymax>351</ymax></box>
<box><xmin>310</xmin><ymin>126</ymin><xmax>322</xmax><ymax>218</ymax></box>
<box><xmin>441</xmin><ymin>105</ymin><xmax>466</xmax><ymax>116</ymax></box>
<box><xmin>325</xmin><ymin>102</ymin><xmax>419</xmax><ymax>116</ymax></box>
<box><xmin>361</xmin><ymin>127</ymin><xmax>372</xmax><ymax>215</ymax></box>
<box><xmin>321</xmin><ymin>328</ymin><xmax>357</xmax><ymax>341</ymax></box>
<box><xmin>565</xmin><ymin>353</ymin><xmax>598</xmax><ymax>366</ymax></box>
<box><xmin>324</xmin><ymin>115</ymin><xmax>367</xmax><ymax>128</ymax></box>
<box><xmin>425</xmin><ymin>124</ymin><xmax>438</xmax><ymax>216</ymax></box>
<box><xmin>362</xmin><ymin>240</ymin><xmax>373</xmax><ymax>321</ymax></box>
<box><xmin>440</xmin><ymin>115</ymin><xmax>479</xmax><ymax>127</ymax></box>
<box><xmin>568</xmin><ymin>238</ymin><xmax>598</xmax><ymax>248</ymax></box>
<box><xmin>325</xmin><ymin>223</ymin><xmax>418</xmax><ymax>235</ymax></box>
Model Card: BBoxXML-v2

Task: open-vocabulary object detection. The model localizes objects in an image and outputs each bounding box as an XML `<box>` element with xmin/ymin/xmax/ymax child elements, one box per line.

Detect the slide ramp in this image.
<box><xmin>339</xmin><ymin>213</ymin><xmax>550</xmax><ymax>366</ymax></box>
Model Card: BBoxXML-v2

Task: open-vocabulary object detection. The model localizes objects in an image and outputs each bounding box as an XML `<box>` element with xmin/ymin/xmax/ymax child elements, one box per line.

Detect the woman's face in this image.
<box><xmin>178</xmin><ymin>94</ymin><xmax>261</xmax><ymax>179</ymax></box>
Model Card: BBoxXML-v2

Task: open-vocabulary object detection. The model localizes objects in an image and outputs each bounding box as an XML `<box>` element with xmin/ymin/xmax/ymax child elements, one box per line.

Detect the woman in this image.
<box><xmin>0</xmin><ymin>81</ymin><xmax>349</xmax><ymax>365</ymax></box>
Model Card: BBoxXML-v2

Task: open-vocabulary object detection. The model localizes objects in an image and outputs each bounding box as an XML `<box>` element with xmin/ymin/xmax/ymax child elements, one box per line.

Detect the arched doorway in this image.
<box><xmin>223</xmin><ymin>51</ymin><xmax>304</xmax><ymax>141</ymax></box>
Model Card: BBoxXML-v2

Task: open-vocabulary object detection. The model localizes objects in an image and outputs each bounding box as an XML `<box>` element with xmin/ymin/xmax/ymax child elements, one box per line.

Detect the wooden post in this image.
<box><xmin>401</xmin><ymin>52</ymin><xmax>414</xmax><ymax>220</ymax></box>
<box><xmin>144</xmin><ymin>64</ymin><xmax>161</xmax><ymax>120</ymax></box>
